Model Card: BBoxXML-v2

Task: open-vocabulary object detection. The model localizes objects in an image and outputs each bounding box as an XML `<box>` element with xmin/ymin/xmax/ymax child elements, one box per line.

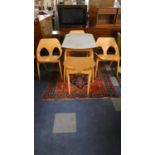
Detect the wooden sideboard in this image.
<box><xmin>88</xmin><ymin>0</ymin><xmax>114</xmax><ymax>26</ymax></box>
<box><xmin>50</xmin><ymin>25</ymin><xmax>121</xmax><ymax>42</ymax></box>
<box><xmin>96</xmin><ymin>8</ymin><xmax>121</xmax><ymax>28</ymax></box>
<box><xmin>34</xmin><ymin>20</ymin><xmax>120</xmax><ymax>48</ymax></box>
<box><xmin>34</xmin><ymin>18</ymin><xmax>42</xmax><ymax>54</ymax></box>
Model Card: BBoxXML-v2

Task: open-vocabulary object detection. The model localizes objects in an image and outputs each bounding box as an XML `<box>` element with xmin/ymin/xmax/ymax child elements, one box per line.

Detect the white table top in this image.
<box><xmin>62</xmin><ymin>33</ymin><xmax>96</xmax><ymax>49</ymax></box>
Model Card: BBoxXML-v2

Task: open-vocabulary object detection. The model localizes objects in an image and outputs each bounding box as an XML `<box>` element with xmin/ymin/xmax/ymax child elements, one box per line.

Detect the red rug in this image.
<box><xmin>43</xmin><ymin>64</ymin><xmax>121</xmax><ymax>99</ymax></box>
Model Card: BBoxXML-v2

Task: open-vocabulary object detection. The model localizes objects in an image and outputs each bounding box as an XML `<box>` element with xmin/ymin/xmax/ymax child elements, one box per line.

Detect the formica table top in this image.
<box><xmin>62</xmin><ymin>33</ymin><xmax>96</xmax><ymax>49</ymax></box>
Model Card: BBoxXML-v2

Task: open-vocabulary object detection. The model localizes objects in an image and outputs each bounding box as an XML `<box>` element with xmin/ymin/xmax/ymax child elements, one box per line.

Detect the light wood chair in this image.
<box><xmin>63</xmin><ymin>30</ymin><xmax>95</xmax><ymax>81</ymax></box>
<box><xmin>64</xmin><ymin>47</ymin><xmax>94</xmax><ymax>82</ymax></box>
<box><xmin>64</xmin><ymin>57</ymin><xmax>95</xmax><ymax>95</ymax></box>
<box><xmin>117</xmin><ymin>32</ymin><xmax>121</xmax><ymax>75</ymax></box>
<box><xmin>95</xmin><ymin>37</ymin><xmax>120</xmax><ymax>77</ymax></box>
<box><xmin>69</xmin><ymin>30</ymin><xmax>85</xmax><ymax>34</ymax></box>
<box><xmin>36</xmin><ymin>38</ymin><xmax>63</xmax><ymax>80</ymax></box>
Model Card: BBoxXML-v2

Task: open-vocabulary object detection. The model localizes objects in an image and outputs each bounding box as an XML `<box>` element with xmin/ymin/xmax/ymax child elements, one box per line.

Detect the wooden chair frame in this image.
<box><xmin>36</xmin><ymin>38</ymin><xmax>63</xmax><ymax>80</ymax></box>
<box><xmin>66</xmin><ymin>69</ymin><xmax>92</xmax><ymax>95</ymax></box>
<box><xmin>95</xmin><ymin>37</ymin><xmax>120</xmax><ymax>77</ymax></box>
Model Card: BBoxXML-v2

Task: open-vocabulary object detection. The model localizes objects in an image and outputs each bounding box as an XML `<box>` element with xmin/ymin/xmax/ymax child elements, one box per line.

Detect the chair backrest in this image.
<box><xmin>36</xmin><ymin>38</ymin><xmax>62</xmax><ymax>58</ymax></box>
<box><xmin>38</xmin><ymin>15</ymin><xmax>53</xmax><ymax>37</ymax></box>
<box><xmin>96</xmin><ymin>37</ymin><xmax>119</xmax><ymax>56</ymax></box>
<box><xmin>69</xmin><ymin>30</ymin><xmax>85</xmax><ymax>34</ymax></box>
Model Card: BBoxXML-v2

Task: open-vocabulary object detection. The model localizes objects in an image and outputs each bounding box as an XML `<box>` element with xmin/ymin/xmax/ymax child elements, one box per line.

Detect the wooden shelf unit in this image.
<box><xmin>96</xmin><ymin>8</ymin><xmax>121</xmax><ymax>27</ymax></box>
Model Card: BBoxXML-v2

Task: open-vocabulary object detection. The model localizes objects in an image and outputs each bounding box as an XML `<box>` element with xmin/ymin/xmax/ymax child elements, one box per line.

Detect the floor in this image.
<box><xmin>34</xmin><ymin>65</ymin><xmax>121</xmax><ymax>155</ymax></box>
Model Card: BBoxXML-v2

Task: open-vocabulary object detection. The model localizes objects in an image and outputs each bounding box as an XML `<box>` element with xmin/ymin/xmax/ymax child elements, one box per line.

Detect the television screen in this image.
<box><xmin>57</xmin><ymin>5</ymin><xmax>87</xmax><ymax>27</ymax></box>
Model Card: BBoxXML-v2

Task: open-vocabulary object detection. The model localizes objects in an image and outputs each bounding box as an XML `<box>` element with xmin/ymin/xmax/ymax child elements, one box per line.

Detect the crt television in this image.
<box><xmin>57</xmin><ymin>5</ymin><xmax>87</xmax><ymax>28</ymax></box>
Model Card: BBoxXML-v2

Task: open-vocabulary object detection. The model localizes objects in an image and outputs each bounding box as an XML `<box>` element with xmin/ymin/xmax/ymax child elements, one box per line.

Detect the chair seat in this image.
<box><xmin>64</xmin><ymin>57</ymin><xmax>95</xmax><ymax>73</ymax></box>
<box><xmin>97</xmin><ymin>54</ymin><xmax>120</xmax><ymax>61</ymax></box>
<box><xmin>37</xmin><ymin>56</ymin><xmax>60</xmax><ymax>63</ymax></box>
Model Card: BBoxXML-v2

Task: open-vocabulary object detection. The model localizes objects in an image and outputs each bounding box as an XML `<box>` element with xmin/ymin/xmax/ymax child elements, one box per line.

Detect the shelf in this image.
<box><xmin>96</xmin><ymin>8</ymin><xmax>121</xmax><ymax>26</ymax></box>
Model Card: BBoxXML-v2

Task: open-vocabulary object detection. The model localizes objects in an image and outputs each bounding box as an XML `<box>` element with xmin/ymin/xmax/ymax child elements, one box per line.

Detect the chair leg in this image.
<box><xmin>91</xmin><ymin>68</ymin><xmax>94</xmax><ymax>82</ymax></box>
<box><xmin>64</xmin><ymin>67</ymin><xmax>66</xmax><ymax>82</ymax></box>
<box><xmin>110</xmin><ymin>61</ymin><xmax>113</xmax><ymax>66</ymax></box>
<box><xmin>37</xmin><ymin>62</ymin><xmax>40</xmax><ymax>80</ymax></box>
<box><xmin>67</xmin><ymin>71</ymin><xmax>71</xmax><ymax>95</ymax></box>
<box><xmin>116</xmin><ymin>60</ymin><xmax>120</xmax><ymax>77</ymax></box>
<box><xmin>64</xmin><ymin>49</ymin><xmax>68</xmax><ymax>61</ymax></box>
<box><xmin>58</xmin><ymin>61</ymin><xmax>63</xmax><ymax>80</ymax></box>
<box><xmin>90</xmin><ymin>49</ymin><xmax>94</xmax><ymax>59</ymax></box>
<box><xmin>95</xmin><ymin>59</ymin><xmax>99</xmax><ymax>77</ymax></box>
<box><xmin>87</xmin><ymin>71</ymin><xmax>91</xmax><ymax>95</ymax></box>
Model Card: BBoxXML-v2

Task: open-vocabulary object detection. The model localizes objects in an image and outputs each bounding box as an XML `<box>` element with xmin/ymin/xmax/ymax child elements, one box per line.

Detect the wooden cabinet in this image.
<box><xmin>96</xmin><ymin>8</ymin><xmax>117</xmax><ymax>25</ymax></box>
<box><xmin>96</xmin><ymin>8</ymin><xmax>121</xmax><ymax>28</ymax></box>
<box><xmin>34</xmin><ymin>19</ymin><xmax>42</xmax><ymax>54</ymax></box>
<box><xmin>88</xmin><ymin>0</ymin><xmax>114</xmax><ymax>26</ymax></box>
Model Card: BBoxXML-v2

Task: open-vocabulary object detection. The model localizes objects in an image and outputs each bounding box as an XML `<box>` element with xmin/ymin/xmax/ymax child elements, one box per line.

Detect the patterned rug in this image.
<box><xmin>43</xmin><ymin>64</ymin><xmax>121</xmax><ymax>99</ymax></box>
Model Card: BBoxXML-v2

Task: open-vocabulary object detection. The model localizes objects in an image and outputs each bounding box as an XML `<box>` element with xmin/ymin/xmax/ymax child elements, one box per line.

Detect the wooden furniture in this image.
<box><xmin>34</xmin><ymin>18</ymin><xmax>42</xmax><ymax>54</ymax></box>
<box><xmin>36</xmin><ymin>38</ymin><xmax>63</xmax><ymax>80</ymax></box>
<box><xmin>34</xmin><ymin>18</ymin><xmax>121</xmax><ymax>53</ymax></box>
<box><xmin>88</xmin><ymin>0</ymin><xmax>114</xmax><ymax>26</ymax></box>
<box><xmin>96</xmin><ymin>8</ymin><xmax>117</xmax><ymax>25</ymax></box>
<box><xmin>69</xmin><ymin>30</ymin><xmax>85</xmax><ymax>34</ymax></box>
<box><xmin>64</xmin><ymin>57</ymin><xmax>95</xmax><ymax>95</ymax></box>
<box><xmin>95</xmin><ymin>37</ymin><xmax>120</xmax><ymax>77</ymax></box>
<box><xmin>68</xmin><ymin>30</ymin><xmax>86</xmax><ymax>57</ymax></box>
<box><xmin>117</xmin><ymin>32</ymin><xmax>121</xmax><ymax>74</ymax></box>
<box><xmin>62</xmin><ymin>33</ymin><xmax>96</xmax><ymax>81</ymax></box>
<box><xmin>117</xmin><ymin>32</ymin><xmax>121</xmax><ymax>52</ymax></box>
<box><xmin>62</xmin><ymin>33</ymin><xmax>96</xmax><ymax>59</ymax></box>
<box><xmin>34</xmin><ymin>17</ymin><xmax>121</xmax><ymax>40</ymax></box>
<box><xmin>51</xmin><ymin>25</ymin><xmax>121</xmax><ymax>41</ymax></box>
<box><xmin>38</xmin><ymin>15</ymin><xmax>53</xmax><ymax>37</ymax></box>
<box><xmin>96</xmin><ymin>8</ymin><xmax>121</xmax><ymax>28</ymax></box>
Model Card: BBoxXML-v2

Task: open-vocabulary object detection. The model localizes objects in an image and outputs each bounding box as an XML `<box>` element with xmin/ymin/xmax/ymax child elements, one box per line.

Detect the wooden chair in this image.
<box><xmin>117</xmin><ymin>32</ymin><xmax>121</xmax><ymax>53</ymax></box>
<box><xmin>117</xmin><ymin>32</ymin><xmax>121</xmax><ymax>74</ymax></box>
<box><xmin>36</xmin><ymin>38</ymin><xmax>63</xmax><ymax>80</ymax></box>
<box><xmin>69</xmin><ymin>30</ymin><xmax>85</xmax><ymax>34</ymax></box>
<box><xmin>95</xmin><ymin>37</ymin><xmax>120</xmax><ymax>77</ymax></box>
<box><xmin>64</xmin><ymin>57</ymin><xmax>95</xmax><ymax>95</ymax></box>
<box><xmin>63</xmin><ymin>31</ymin><xmax>95</xmax><ymax>81</ymax></box>
<box><xmin>64</xmin><ymin>51</ymin><xmax>94</xmax><ymax>82</ymax></box>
